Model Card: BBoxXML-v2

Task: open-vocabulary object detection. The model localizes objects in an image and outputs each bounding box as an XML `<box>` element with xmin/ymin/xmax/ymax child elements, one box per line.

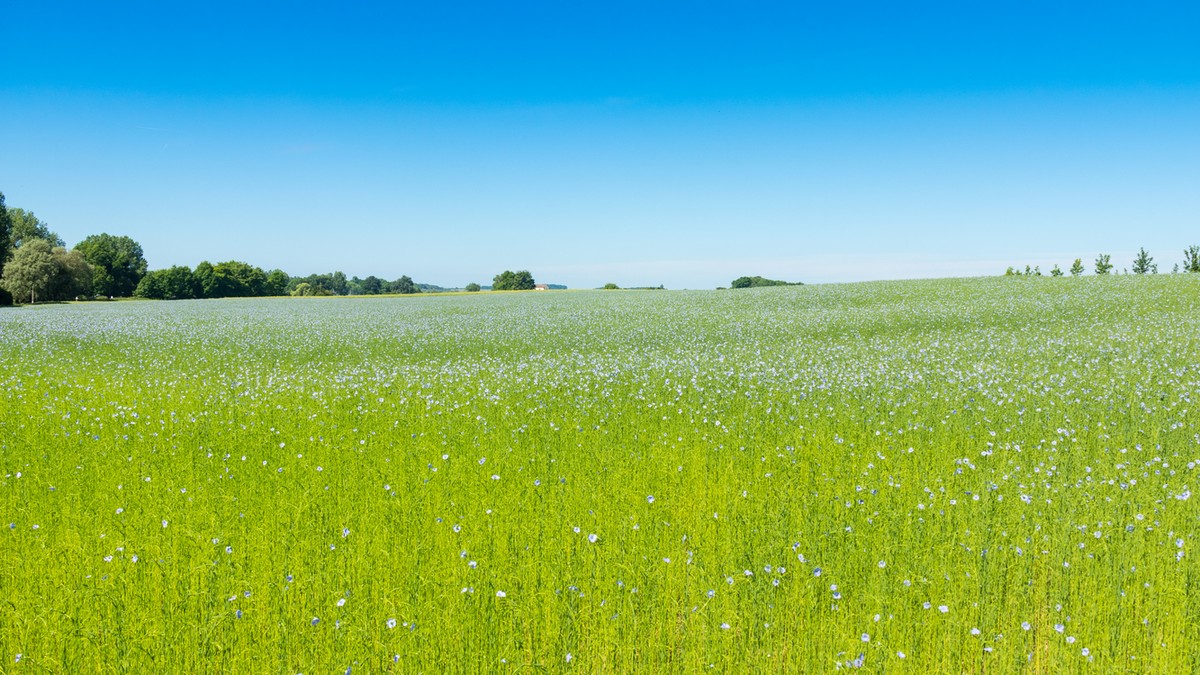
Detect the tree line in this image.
<box><xmin>0</xmin><ymin>191</ymin><xmax>549</xmax><ymax>304</ymax></box>
<box><xmin>1005</xmin><ymin>247</ymin><xmax>1200</xmax><ymax>277</ymax></box>
<box><xmin>0</xmin><ymin>192</ymin><xmax>149</xmax><ymax>304</ymax></box>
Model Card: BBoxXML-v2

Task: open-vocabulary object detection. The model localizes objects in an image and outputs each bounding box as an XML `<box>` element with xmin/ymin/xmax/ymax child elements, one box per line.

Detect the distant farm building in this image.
<box><xmin>534</xmin><ymin>284</ymin><xmax>550</xmax><ymax>291</ymax></box>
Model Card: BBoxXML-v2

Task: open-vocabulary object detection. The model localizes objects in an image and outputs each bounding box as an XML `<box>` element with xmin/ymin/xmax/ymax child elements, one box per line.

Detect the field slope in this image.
<box><xmin>2</xmin><ymin>275</ymin><xmax>1198</xmax><ymax>672</ymax></box>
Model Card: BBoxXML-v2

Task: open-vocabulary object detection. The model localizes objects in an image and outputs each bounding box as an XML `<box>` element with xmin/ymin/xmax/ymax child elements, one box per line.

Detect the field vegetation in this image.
<box><xmin>1</xmin><ymin>275</ymin><xmax>1198</xmax><ymax>672</ymax></box>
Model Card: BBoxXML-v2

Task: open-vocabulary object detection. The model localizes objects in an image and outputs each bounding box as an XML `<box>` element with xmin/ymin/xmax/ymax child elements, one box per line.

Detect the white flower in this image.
<box><xmin>496</xmin><ymin>590</ymin><xmax>506</xmax><ymax>598</ymax></box>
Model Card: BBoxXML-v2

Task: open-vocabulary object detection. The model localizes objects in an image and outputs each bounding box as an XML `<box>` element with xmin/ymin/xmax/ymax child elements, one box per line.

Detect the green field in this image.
<box><xmin>2</xmin><ymin>276</ymin><xmax>1198</xmax><ymax>672</ymax></box>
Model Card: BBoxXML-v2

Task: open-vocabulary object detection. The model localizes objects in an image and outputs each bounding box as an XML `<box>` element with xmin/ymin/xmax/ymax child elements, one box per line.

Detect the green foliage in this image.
<box><xmin>74</xmin><ymin>233</ymin><xmax>148</xmax><ymax>297</ymax></box>
<box><xmin>135</xmin><ymin>266</ymin><xmax>200</xmax><ymax>300</ymax></box>
<box><xmin>730</xmin><ymin>275</ymin><xmax>801</xmax><ymax>288</ymax></box>
<box><xmin>1094</xmin><ymin>253</ymin><xmax>1113</xmax><ymax>275</ymax></box>
<box><xmin>492</xmin><ymin>269</ymin><xmax>535</xmax><ymax>291</ymax></box>
<box><xmin>288</xmin><ymin>272</ymin><xmax>349</xmax><ymax>296</ymax></box>
<box><xmin>1049</xmin><ymin>264</ymin><xmax>1063</xmax><ymax>277</ymax></box>
<box><xmin>1183</xmin><ymin>245</ymin><xmax>1200</xmax><ymax>273</ymax></box>
<box><xmin>1070</xmin><ymin>258</ymin><xmax>1085</xmax><ymax>276</ymax></box>
<box><xmin>358</xmin><ymin>275</ymin><xmax>383</xmax><ymax>295</ymax></box>
<box><xmin>8</xmin><ymin>208</ymin><xmax>64</xmax><ymax>249</ymax></box>
<box><xmin>0</xmin><ymin>191</ymin><xmax>10</xmax><ymax>266</ymax></box>
<box><xmin>290</xmin><ymin>281</ymin><xmax>333</xmax><ymax>297</ymax></box>
<box><xmin>47</xmin><ymin>247</ymin><xmax>93</xmax><ymax>300</ymax></box>
<box><xmin>388</xmin><ymin>275</ymin><xmax>419</xmax><ymax>294</ymax></box>
<box><xmin>0</xmin><ymin>238</ymin><xmax>58</xmax><ymax>303</ymax></box>
<box><xmin>603</xmin><ymin>282</ymin><xmax>619</xmax><ymax>290</ymax></box>
<box><xmin>1132</xmin><ymin>248</ymin><xmax>1156</xmax><ymax>275</ymax></box>
<box><xmin>264</xmin><ymin>269</ymin><xmax>290</xmax><ymax>296</ymax></box>
<box><xmin>464</xmin><ymin>282</ymin><xmax>481</xmax><ymax>292</ymax></box>
<box><xmin>209</xmin><ymin>261</ymin><xmax>267</xmax><ymax>298</ymax></box>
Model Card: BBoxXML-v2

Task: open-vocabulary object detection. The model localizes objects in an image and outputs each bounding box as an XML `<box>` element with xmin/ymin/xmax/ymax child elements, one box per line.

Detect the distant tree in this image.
<box><xmin>74</xmin><ymin>233</ymin><xmax>148</xmax><ymax>297</ymax></box>
<box><xmin>492</xmin><ymin>270</ymin><xmax>515</xmax><ymax>290</ymax></box>
<box><xmin>1050</xmin><ymin>264</ymin><xmax>1063</xmax><ymax>277</ymax></box>
<box><xmin>1174</xmin><ymin>263</ymin><xmax>1180</xmax><ymax>274</ymax></box>
<box><xmin>0</xmin><ymin>191</ymin><xmax>11</xmax><ymax>266</ymax></box>
<box><xmin>1132</xmin><ymin>248</ymin><xmax>1155</xmax><ymax>275</ymax></box>
<box><xmin>1094</xmin><ymin>254</ymin><xmax>1113</xmax><ymax>275</ymax></box>
<box><xmin>47</xmin><ymin>247</ymin><xmax>93</xmax><ymax>300</ymax></box>
<box><xmin>264</xmin><ymin>269</ymin><xmax>290</xmax><ymax>296</ymax></box>
<box><xmin>360</xmin><ymin>275</ymin><xmax>383</xmax><ymax>295</ymax></box>
<box><xmin>1004</xmin><ymin>266</ymin><xmax>1017</xmax><ymax>276</ymax></box>
<box><xmin>1</xmin><ymin>239</ymin><xmax>58</xmax><ymax>303</ymax></box>
<box><xmin>390</xmin><ymin>275</ymin><xmax>418</xmax><ymax>294</ymax></box>
<box><xmin>291</xmin><ymin>282</ymin><xmax>333</xmax><ymax>297</ymax></box>
<box><xmin>464</xmin><ymin>282</ymin><xmax>481</xmax><ymax>292</ymax></box>
<box><xmin>1069</xmin><ymin>258</ymin><xmax>1085</xmax><ymax>276</ymax></box>
<box><xmin>330</xmin><ymin>271</ymin><xmax>348</xmax><ymax>296</ymax></box>
<box><xmin>731</xmin><ymin>276</ymin><xmax>801</xmax><ymax>288</ymax></box>
<box><xmin>209</xmin><ymin>261</ymin><xmax>266</xmax><ymax>297</ymax></box>
<box><xmin>603</xmin><ymin>282</ymin><xmax>619</xmax><ymax>289</ymax></box>
<box><xmin>1183</xmin><ymin>245</ymin><xmax>1200</xmax><ymax>273</ymax></box>
<box><xmin>8</xmin><ymin>208</ymin><xmax>64</xmax><ymax>249</ymax></box>
<box><xmin>193</xmin><ymin>261</ymin><xmax>217</xmax><ymax>297</ymax></box>
<box><xmin>136</xmin><ymin>266</ymin><xmax>199</xmax><ymax>300</ymax></box>
<box><xmin>492</xmin><ymin>270</ymin><xmax>535</xmax><ymax>291</ymax></box>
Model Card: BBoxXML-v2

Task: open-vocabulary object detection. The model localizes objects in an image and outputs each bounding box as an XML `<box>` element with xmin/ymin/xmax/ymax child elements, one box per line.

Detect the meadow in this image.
<box><xmin>1</xmin><ymin>275</ymin><xmax>1198</xmax><ymax>673</ymax></box>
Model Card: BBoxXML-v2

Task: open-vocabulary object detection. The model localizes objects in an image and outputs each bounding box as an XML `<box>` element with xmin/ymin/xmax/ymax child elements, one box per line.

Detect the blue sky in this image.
<box><xmin>2</xmin><ymin>2</ymin><xmax>1198</xmax><ymax>288</ymax></box>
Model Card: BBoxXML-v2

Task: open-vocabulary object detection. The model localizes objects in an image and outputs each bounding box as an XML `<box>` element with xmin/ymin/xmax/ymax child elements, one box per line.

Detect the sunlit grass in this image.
<box><xmin>2</xmin><ymin>275</ymin><xmax>1198</xmax><ymax>671</ymax></box>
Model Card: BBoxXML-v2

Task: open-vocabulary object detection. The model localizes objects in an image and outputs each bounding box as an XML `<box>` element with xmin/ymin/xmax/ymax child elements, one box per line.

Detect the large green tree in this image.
<box><xmin>264</xmin><ymin>269</ymin><xmax>290</xmax><ymax>296</ymax></box>
<box><xmin>136</xmin><ymin>266</ymin><xmax>200</xmax><ymax>300</ymax></box>
<box><xmin>0</xmin><ymin>191</ymin><xmax>11</xmax><ymax>266</ymax></box>
<box><xmin>8</xmin><ymin>208</ymin><xmax>64</xmax><ymax>249</ymax></box>
<box><xmin>74</xmin><ymin>233</ymin><xmax>148</xmax><ymax>297</ymax></box>
<box><xmin>492</xmin><ymin>270</ymin><xmax>535</xmax><ymax>291</ymax></box>
<box><xmin>390</xmin><ymin>275</ymin><xmax>419</xmax><ymax>294</ymax></box>
<box><xmin>208</xmin><ymin>261</ymin><xmax>267</xmax><ymax>298</ymax></box>
<box><xmin>193</xmin><ymin>261</ymin><xmax>217</xmax><ymax>298</ymax></box>
<box><xmin>1</xmin><ymin>239</ymin><xmax>58</xmax><ymax>303</ymax></box>
<box><xmin>46</xmin><ymin>247</ymin><xmax>93</xmax><ymax>300</ymax></box>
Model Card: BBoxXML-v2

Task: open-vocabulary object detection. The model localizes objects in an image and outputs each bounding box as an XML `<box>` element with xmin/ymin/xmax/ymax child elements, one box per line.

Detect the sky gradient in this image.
<box><xmin>3</xmin><ymin>2</ymin><xmax>1198</xmax><ymax>288</ymax></box>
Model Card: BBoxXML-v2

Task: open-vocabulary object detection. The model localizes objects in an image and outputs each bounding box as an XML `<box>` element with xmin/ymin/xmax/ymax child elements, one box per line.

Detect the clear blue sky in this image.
<box><xmin>2</xmin><ymin>1</ymin><xmax>1198</xmax><ymax>288</ymax></box>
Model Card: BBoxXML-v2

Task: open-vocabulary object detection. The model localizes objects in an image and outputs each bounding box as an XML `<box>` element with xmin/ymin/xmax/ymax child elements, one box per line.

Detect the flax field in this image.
<box><xmin>1</xmin><ymin>275</ymin><xmax>1198</xmax><ymax>672</ymax></box>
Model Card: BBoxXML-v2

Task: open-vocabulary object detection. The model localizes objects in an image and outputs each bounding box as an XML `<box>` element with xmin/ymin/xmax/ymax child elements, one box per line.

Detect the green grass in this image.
<box><xmin>2</xmin><ymin>275</ymin><xmax>1198</xmax><ymax>672</ymax></box>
